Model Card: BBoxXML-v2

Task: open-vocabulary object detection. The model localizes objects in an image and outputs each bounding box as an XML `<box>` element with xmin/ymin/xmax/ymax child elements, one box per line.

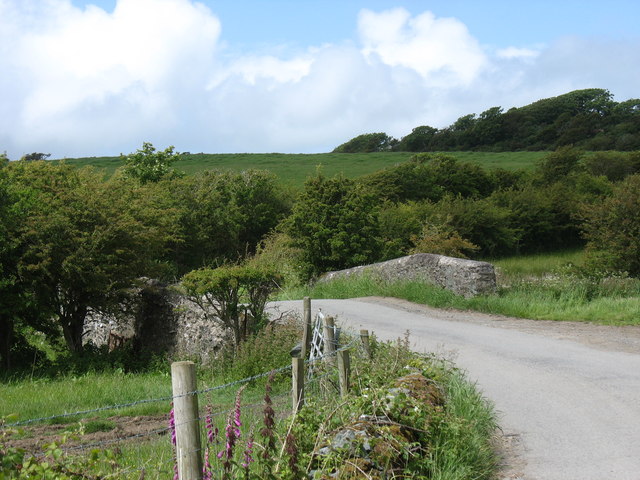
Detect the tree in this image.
<box><xmin>230</xmin><ymin>170</ymin><xmax>293</xmax><ymax>253</ymax></box>
<box><xmin>287</xmin><ymin>173</ymin><xmax>381</xmax><ymax>278</ymax></box>
<box><xmin>167</xmin><ymin>169</ymin><xmax>290</xmax><ymax>274</ymax></box>
<box><xmin>397</xmin><ymin>126</ymin><xmax>438</xmax><ymax>151</ymax></box>
<box><xmin>1</xmin><ymin>165</ymin><xmax>67</xmax><ymax>371</ymax></box>
<box><xmin>581</xmin><ymin>174</ymin><xmax>640</xmax><ymax>276</ymax></box>
<box><xmin>0</xmin><ymin>169</ymin><xmax>27</xmax><ymax>369</ymax></box>
<box><xmin>583</xmin><ymin>151</ymin><xmax>640</xmax><ymax>182</ymax></box>
<box><xmin>121</xmin><ymin>142</ymin><xmax>184</xmax><ymax>184</ymax></box>
<box><xmin>181</xmin><ymin>264</ymin><xmax>282</xmax><ymax>347</ymax></box>
<box><xmin>471</xmin><ymin>107</ymin><xmax>505</xmax><ymax>146</ymax></box>
<box><xmin>20</xmin><ymin>152</ymin><xmax>51</xmax><ymax>161</ymax></box>
<box><xmin>332</xmin><ymin>133</ymin><xmax>397</xmax><ymax>153</ymax></box>
<box><xmin>7</xmin><ymin>161</ymin><xmax>179</xmax><ymax>353</ymax></box>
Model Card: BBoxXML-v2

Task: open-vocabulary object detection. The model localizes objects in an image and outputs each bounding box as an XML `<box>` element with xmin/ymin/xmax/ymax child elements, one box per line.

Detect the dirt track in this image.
<box><xmin>270</xmin><ymin>297</ymin><xmax>640</xmax><ymax>480</ymax></box>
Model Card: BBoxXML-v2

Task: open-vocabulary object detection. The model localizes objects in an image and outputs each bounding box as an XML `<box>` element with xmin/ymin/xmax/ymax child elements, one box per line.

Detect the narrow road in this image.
<box><xmin>270</xmin><ymin>297</ymin><xmax>640</xmax><ymax>480</ymax></box>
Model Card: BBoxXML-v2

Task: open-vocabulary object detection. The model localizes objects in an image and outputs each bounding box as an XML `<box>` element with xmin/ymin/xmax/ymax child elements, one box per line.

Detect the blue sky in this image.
<box><xmin>1</xmin><ymin>0</ymin><xmax>639</xmax><ymax>158</ymax></box>
<box><xmin>72</xmin><ymin>0</ymin><xmax>640</xmax><ymax>48</ymax></box>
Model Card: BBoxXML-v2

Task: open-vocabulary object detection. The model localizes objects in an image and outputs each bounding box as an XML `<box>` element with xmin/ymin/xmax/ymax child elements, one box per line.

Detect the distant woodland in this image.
<box><xmin>333</xmin><ymin>89</ymin><xmax>640</xmax><ymax>153</ymax></box>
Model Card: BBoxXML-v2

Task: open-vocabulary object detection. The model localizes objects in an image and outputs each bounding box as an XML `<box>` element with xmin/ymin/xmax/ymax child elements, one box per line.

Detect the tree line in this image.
<box><xmin>1</xmin><ymin>144</ymin><xmax>639</xmax><ymax>373</ymax></box>
<box><xmin>333</xmin><ymin>89</ymin><xmax>640</xmax><ymax>153</ymax></box>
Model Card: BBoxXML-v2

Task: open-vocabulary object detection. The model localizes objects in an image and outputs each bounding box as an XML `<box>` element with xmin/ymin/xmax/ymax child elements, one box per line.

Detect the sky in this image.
<box><xmin>1</xmin><ymin>0</ymin><xmax>639</xmax><ymax>159</ymax></box>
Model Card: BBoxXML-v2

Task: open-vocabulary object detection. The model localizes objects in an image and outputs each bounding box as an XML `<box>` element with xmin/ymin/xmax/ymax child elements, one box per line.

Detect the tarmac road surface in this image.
<box><xmin>269</xmin><ymin>297</ymin><xmax>640</xmax><ymax>480</ymax></box>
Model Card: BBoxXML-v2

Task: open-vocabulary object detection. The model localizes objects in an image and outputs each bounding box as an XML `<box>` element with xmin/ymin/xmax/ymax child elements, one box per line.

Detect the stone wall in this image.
<box><xmin>319</xmin><ymin>253</ymin><xmax>496</xmax><ymax>297</ymax></box>
<box><xmin>83</xmin><ymin>280</ymin><xmax>230</xmax><ymax>363</ymax></box>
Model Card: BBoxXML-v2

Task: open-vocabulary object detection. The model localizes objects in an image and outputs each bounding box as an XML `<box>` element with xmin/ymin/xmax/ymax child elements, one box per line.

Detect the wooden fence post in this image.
<box><xmin>301</xmin><ymin>297</ymin><xmax>312</xmax><ymax>360</ymax></box>
<box><xmin>337</xmin><ymin>349</ymin><xmax>351</xmax><ymax>397</ymax></box>
<box><xmin>292</xmin><ymin>356</ymin><xmax>304</xmax><ymax>413</ymax></box>
<box><xmin>171</xmin><ymin>361</ymin><xmax>203</xmax><ymax>480</ymax></box>
<box><xmin>360</xmin><ymin>329</ymin><xmax>372</xmax><ymax>359</ymax></box>
<box><xmin>323</xmin><ymin>316</ymin><xmax>336</xmax><ymax>365</ymax></box>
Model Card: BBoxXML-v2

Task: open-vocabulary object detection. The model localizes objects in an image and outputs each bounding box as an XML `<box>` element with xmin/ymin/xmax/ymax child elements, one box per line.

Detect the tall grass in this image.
<box><xmin>427</xmin><ymin>371</ymin><xmax>498</xmax><ymax>480</ymax></box>
<box><xmin>491</xmin><ymin>248</ymin><xmax>585</xmax><ymax>279</ymax></box>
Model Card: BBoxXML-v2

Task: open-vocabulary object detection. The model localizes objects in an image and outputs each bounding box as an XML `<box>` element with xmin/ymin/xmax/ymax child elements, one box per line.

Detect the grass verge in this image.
<box><xmin>1</xmin><ymin>328</ymin><xmax>498</xmax><ymax>479</ymax></box>
<box><xmin>281</xmin><ymin>250</ymin><xmax>640</xmax><ymax>325</ymax></box>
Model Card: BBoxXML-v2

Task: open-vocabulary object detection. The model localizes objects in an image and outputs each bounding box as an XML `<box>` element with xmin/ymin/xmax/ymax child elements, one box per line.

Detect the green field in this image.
<box><xmin>59</xmin><ymin>151</ymin><xmax>547</xmax><ymax>187</ymax></box>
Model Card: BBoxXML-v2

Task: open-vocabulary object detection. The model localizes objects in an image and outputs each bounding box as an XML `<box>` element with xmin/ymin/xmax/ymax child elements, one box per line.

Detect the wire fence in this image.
<box><xmin>2</xmin><ymin>365</ymin><xmax>295</xmax><ymax>429</ymax></box>
<box><xmin>2</xmin><ymin>336</ymin><xmax>357</xmax><ymax>430</ymax></box>
<box><xmin>1</xmin><ymin>304</ymin><xmax>368</xmax><ymax>480</ymax></box>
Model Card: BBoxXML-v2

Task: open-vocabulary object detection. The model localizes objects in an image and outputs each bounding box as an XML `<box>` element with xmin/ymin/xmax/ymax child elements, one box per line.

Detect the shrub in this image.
<box><xmin>423</xmin><ymin>195</ymin><xmax>517</xmax><ymax>257</ymax></box>
<box><xmin>358</xmin><ymin>158</ymin><xmax>442</xmax><ymax>203</ymax></box>
<box><xmin>212</xmin><ymin>319</ymin><xmax>302</xmax><ymax>381</ymax></box>
<box><xmin>287</xmin><ymin>173</ymin><xmax>382</xmax><ymax>278</ymax></box>
<box><xmin>416</xmin><ymin>153</ymin><xmax>495</xmax><ymax>198</ymax></box>
<box><xmin>121</xmin><ymin>142</ymin><xmax>183</xmax><ymax>184</ymax></box>
<box><xmin>250</xmin><ymin>231</ymin><xmax>306</xmax><ymax>287</ymax></box>
<box><xmin>410</xmin><ymin>222</ymin><xmax>479</xmax><ymax>258</ymax></box>
<box><xmin>181</xmin><ymin>264</ymin><xmax>283</xmax><ymax>346</ymax></box>
<box><xmin>535</xmin><ymin>146</ymin><xmax>584</xmax><ymax>184</ymax></box>
<box><xmin>168</xmin><ymin>169</ymin><xmax>291</xmax><ymax>274</ymax></box>
<box><xmin>378</xmin><ymin>201</ymin><xmax>431</xmax><ymax>259</ymax></box>
<box><xmin>359</xmin><ymin>153</ymin><xmax>495</xmax><ymax>204</ymax></box>
<box><xmin>489</xmin><ymin>184</ymin><xmax>586</xmax><ymax>253</ymax></box>
<box><xmin>581</xmin><ymin>174</ymin><xmax>640</xmax><ymax>276</ymax></box>
<box><xmin>583</xmin><ymin>151</ymin><xmax>640</xmax><ymax>181</ymax></box>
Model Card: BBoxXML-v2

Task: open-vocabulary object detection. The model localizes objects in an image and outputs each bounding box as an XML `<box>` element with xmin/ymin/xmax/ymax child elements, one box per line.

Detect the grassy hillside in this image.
<box><xmin>59</xmin><ymin>151</ymin><xmax>547</xmax><ymax>187</ymax></box>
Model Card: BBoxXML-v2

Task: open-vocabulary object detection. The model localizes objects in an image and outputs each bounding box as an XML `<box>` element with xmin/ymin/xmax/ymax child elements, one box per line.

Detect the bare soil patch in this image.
<box><xmin>6</xmin><ymin>415</ymin><xmax>169</xmax><ymax>456</ymax></box>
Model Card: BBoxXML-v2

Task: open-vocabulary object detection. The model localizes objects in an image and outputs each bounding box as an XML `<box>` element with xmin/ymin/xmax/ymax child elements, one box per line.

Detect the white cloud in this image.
<box><xmin>210</xmin><ymin>55</ymin><xmax>313</xmax><ymax>88</ymax></box>
<box><xmin>496</xmin><ymin>46</ymin><xmax>540</xmax><ymax>60</ymax></box>
<box><xmin>358</xmin><ymin>8</ymin><xmax>487</xmax><ymax>87</ymax></box>
<box><xmin>0</xmin><ymin>1</ymin><xmax>638</xmax><ymax>158</ymax></box>
<box><xmin>1</xmin><ymin>0</ymin><xmax>221</xmax><ymax>154</ymax></box>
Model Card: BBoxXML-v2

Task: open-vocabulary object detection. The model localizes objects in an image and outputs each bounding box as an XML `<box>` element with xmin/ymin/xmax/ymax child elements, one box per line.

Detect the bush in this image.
<box><xmin>212</xmin><ymin>319</ymin><xmax>302</xmax><ymax>381</ymax></box>
<box><xmin>167</xmin><ymin>169</ymin><xmax>291</xmax><ymax>274</ymax></box>
<box><xmin>121</xmin><ymin>142</ymin><xmax>183</xmax><ymax>184</ymax></box>
<box><xmin>287</xmin><ymin>173</ymin><xmax>382</xmax><ymax>278</ymax></box>
<box><xmin>410</xmin><ymin>222</ymin><xmax>479</xmax><ymax>258</ymax></box>
<box><xmin>377</xmin><ymin>201</ymin><xmax>431</xmax><ymax>259</ymax></box>
<box><xmin>423</xmin><ymin>195</ymin><xmax>517</xmax><ymax>257</ymax></box>
<box><xmin>581</xmin><ymin>174</ymin><xmax>640</xmax><ymax>276</ymax></box>
<box><xmin>250</xmin><ymin>231</ymin><xmax>306</xmax><ymax>287</ymax></box>
<box><xmin>583</xmin><ymin>151</ymin><xmax>640</xmax><ymax>181</ymax></box>
<box><xmin>535</xmin><ymin>146</ymin><xmax>584</xmax><ymax>184</ymax></box>
<box><xmin>416</xmin><ymin>153</ymin><xmax>495</xmax><ymax>198</ymax></box>
<box><xmin>489</xmin><ymin>184</ymin><xmax>587</xmax><ymax>253</ymax></box>
<box><xmin>181</xmin><ymin>264</ymin><xmax>283</xmax><ymax>346</ymax></box>
<box><xmin>359</xmin><ymin>154</ymin><xmax>495</xmax><ymax>204</ymax></box>
<box><xmin>358</xmin><ymin>158</ymin><xmax>442</xmax><ymax>203</ymax></box>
